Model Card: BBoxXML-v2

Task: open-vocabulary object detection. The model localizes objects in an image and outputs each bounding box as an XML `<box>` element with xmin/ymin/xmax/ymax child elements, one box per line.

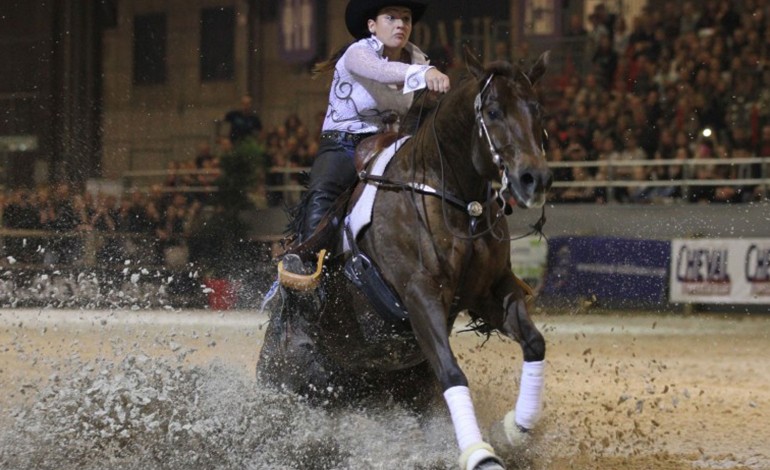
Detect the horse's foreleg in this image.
<box><xmin>405</xmin><ymin>279</ymin><xmax>505</xmax><ymax>470</ymax></box>
<box><xmin>486</xmin><ymin>275</ymin><xmax>546</xmax><ymax>448</ymax></box>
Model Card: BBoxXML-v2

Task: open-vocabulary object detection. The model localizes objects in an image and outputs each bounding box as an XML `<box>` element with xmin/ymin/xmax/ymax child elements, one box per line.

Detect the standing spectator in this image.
<box><xmin>757</xmin><ymin>124</ymin><xmax>770</xmax><ymax>158</ymax></box>
<box><xmin>575</xmin><ymin>73</ymin><xmax>605</xmax><ymax>108</ymax></box>
<box><xmin>224</xmin><ymin>95</ymin><xmax>262</xmax><ymax>145</ymax></box>
<box><xmin>47</xmin><ymin>183</ymin><xmax>82</xmax><ymax>264</ymax></box>
<box><xmin>559</xmin><ymin>166</ymin><xmax>599</xmax><ymax>203</ymax></box>
<box><xmin>144</xmin><ymin>197</ymin><xmax>164</xmax><ymax>265</ymax></box>
<box><xmin>688</xmin><ymin>141</ymin><xmax>717</xmax><ymax>203</ymax></box>
<box><xmin>547</xmin><ymin>146</ymin><xmax>569</xmax><ymax>202</ymax></box>
<box><xmin>565</xmin><ymin>13</ymin><xmax>587</xmax><ymax>37</ymax></box>
<box><xmin>283</xmin><ymin>113</ymin><xmax>303</xmax><ymax>137</ymax></box>
<box><xmin>593</xmin><ymin>3</ymin><xmax>616</xmax><ymax>38</ymax></box>
<box><xmin>90</xmin><ymin>193</ymin><xmax>121</xmax><ymax>263</ymax></box>
<box><xmin>163</xmin><ymin>161</ymin><xmax>180</xmax><ymax>189</ymax></box>
<box><xmin>194</xmin><ymin>141</ymin><xmax>215</xmax><ymax>168</ymax></box>
<box><xmin>616</xmin><ymin>132</ymin><xmax>648</xmax><ymax>178</ymax></box>
<box><xmin>3</xmin><ymin>189</ymin><xmax>40</xmax><ymax>263</ymax></box>
<box><xmin>679</xmin><ymin>1</ymin><xmax>701</xmax><ymax>36</ymax></box>
<box><xmin>637</xmin><ymin>89</ymin><xmax>662</xmax><ymax>157</ymax></box>
<box><xmin>591</xmin><ymin>35</ymin><xmax>618</xmax><ymax>90</ymax></box>
<box><xmin>613</xmin><ymin>15</ymin><xmax>630</xmax><ymax>57</ymax></box>
<box><xmin>648</xmin><ymin>149</ymin><xmax>669</xmax><ymax>182</ymax></box>
<box><xmin>659</xmin><ymin>2</ymin><xmax>681</xmax><ymax>42</ymax></box>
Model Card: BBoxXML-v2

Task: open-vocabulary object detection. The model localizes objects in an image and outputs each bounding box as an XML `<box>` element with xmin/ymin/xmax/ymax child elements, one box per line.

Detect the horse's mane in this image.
<box><xmin>400</xmin><ymin>60</ymin><xmax>524</xmax><ymax>136</ymax></box>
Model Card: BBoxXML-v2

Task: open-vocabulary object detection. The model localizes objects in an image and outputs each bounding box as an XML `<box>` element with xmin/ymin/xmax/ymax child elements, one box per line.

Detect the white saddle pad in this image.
<box><xmin>343</xmin><ymin>135</ymin><xmax>411</xmax><ymax>253</ymax></box>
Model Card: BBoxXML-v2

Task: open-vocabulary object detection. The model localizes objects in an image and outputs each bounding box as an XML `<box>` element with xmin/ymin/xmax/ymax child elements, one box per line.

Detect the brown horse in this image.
<box><xmin>258</xmin><ymin>49</ymin><xmax>552</xmax><ymax>470</ymax></box>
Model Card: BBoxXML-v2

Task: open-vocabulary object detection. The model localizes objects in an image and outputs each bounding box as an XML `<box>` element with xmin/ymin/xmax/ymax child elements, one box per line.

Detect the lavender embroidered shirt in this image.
<box><xmin>321</xmin><ymin>36</ymin><xmax>434</xmax><ymax>134</ymax></box>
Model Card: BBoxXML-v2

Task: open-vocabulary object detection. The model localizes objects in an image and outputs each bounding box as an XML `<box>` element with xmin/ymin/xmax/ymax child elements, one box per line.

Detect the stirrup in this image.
<box><xmin>278</xmin><ymin>249</ymin><xmax>327</xmax><ymax>291</ymax></box>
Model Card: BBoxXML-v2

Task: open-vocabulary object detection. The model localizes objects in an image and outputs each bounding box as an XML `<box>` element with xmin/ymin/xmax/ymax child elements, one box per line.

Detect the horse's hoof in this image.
<box><xmin>488</xmin><ymin>410</ymin><xmax>532</xmax><ymax>464</ymax></box>
<box><xmin>459</xmin><ymin>442</ymin><xmax>504</xmax><ymax>470</ymax></box>
<box><xmin>473</xmin><ymin>456</ymin><xmax>506</xmax><ymax>470</ymax></box>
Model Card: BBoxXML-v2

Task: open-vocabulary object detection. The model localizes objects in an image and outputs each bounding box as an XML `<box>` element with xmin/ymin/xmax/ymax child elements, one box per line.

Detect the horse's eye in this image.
<box><xmin>486</xmin><ymin>109</ymin><xmax>503</xmax><ymax>121</ymax></box>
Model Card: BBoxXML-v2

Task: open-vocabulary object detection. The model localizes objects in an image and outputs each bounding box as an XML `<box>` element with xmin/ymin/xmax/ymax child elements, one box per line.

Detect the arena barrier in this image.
<box><xmin>4</xmin><ymin>206</ymin><xmax>770</xmax><ymax>311</ymax></box>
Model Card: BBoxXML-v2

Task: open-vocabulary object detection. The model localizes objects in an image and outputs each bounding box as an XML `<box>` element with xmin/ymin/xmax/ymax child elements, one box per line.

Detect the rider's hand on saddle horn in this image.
<box><xmin>425</xmin><ymin>68</ymin><xmax>451</xmax><ymax>94</ymax></box>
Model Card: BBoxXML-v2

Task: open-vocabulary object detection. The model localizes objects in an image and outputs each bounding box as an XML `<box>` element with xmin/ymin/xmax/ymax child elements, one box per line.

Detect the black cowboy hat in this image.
<box><xmin>345</xmin><ymin>0</ymin><xmax>429</xmax><ymax>39</ymax></box>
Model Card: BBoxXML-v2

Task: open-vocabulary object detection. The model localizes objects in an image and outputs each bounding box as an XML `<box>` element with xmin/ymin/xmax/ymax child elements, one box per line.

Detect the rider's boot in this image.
<box><xmin>282</xmin><ymin>150</ymin><xmax>355</xmax><ymax>277</ymax></box>
<box><xmin>281</xmin><ymin>187</ymin><xmax>338</xmax><ymax>276</ymax></box>
<box><xmin>299</xmin><ymin>187</ymin><xmax>339</xmax><ymax>244</ymax></box>
<box><xmin>279</xmin><ymin>185</ymin><xmax>342</xmax><ymax>288</ymax></box>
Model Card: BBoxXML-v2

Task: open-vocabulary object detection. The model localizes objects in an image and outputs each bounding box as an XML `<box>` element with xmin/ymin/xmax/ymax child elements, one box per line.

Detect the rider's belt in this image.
<box><xmin>320</xmin><ymin>131</ymin><xmax>376</xmax><ymax>146</ymax></box>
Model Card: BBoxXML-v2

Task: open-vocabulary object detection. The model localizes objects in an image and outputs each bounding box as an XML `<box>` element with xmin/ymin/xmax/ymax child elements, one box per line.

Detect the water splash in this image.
<box><xmin>0</xmin><ymin>353</ymin><xmax>458</xmax><ymax>470</ymax></box>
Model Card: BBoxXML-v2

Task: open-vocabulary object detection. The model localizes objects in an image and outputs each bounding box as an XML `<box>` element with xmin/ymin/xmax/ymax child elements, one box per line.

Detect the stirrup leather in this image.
<box><xmin>278</xmin><ymin>249</ymin><xmax>327</xmax><ymax>291</ymax></box>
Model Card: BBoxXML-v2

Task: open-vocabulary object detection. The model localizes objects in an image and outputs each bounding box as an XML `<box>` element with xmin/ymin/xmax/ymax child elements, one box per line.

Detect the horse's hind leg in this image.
<box><xmin>257</xmin><ymin>293</ymin><xmax>337</xmax><ymax>402</ymax></box>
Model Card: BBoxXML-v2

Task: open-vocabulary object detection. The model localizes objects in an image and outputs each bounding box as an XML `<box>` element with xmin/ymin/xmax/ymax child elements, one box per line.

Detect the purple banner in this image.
<box><xmin>278</xmin><ymin>0</ymin><xmax>317</xmax><ymax>63</ymax></box>
<box><xmin>541</xmin><ymin>237</ymin><xmax>670</xmax><ymax>307</ymax></box>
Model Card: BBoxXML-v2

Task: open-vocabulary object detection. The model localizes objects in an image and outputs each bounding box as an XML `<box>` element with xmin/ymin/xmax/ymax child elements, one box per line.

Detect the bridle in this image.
<box><xmin>461</xmin><ymin>71</ymin><xmax>547</xmax><ymax>239</ymax></box>
<box><xmin>474</xmin><ymin>73</ymin><xmax>504</xmax><ymax>169</ymax></box>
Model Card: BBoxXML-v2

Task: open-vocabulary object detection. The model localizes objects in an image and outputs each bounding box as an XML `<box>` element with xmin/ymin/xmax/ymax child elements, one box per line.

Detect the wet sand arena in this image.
<box><xmin>0</xmin><ymin>308</ymin><xmax>768</xmax><ymax>470</ymax></box>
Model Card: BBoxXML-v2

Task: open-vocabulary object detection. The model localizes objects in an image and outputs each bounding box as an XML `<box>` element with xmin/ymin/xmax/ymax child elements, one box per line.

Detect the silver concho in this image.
<box><xmin>467</xmin><ymin>201</ymin><xmax>483</xmax><ymax>217</ymax></box>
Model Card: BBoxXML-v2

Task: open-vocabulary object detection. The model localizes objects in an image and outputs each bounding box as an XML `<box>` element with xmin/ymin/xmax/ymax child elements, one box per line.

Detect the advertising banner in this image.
<box><xmin>510</xmin><ymin>235</ymin><xmax>548</xmax><ymax>291</ymax></box>
<box><xmin>670</xmin><ymin>238</ymin><xmax>770</xmax><ymax>304</ymax></box>
<box><xmin>541</xmin><ymin>237</ymin><xmax>670</xmax><ymax>307</ymax></box>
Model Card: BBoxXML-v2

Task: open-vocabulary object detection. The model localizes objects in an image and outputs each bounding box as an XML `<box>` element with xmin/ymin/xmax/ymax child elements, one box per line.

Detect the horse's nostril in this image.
<box><xmin>520</xmin><ymin>171</ymin><xmax>551</xmax><ymax>192</ymax></box>
<box><xmin>520</xmin><ymin>172</ymin><xmax>535</xmax><ymax>188</ymax></box>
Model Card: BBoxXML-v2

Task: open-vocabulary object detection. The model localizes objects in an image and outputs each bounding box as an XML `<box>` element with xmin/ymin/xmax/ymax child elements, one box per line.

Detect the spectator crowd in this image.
<box><xmin>0</xmin><ymin>97</ymin><xmax>321</xmax><ymax>268</ymax></box>
<box><xmin>1</xmin><ymin>182</ymin><xmax>202</xmax><ymax>267</ymax></box>
<box><xmin>541</xmin><ymin>0</ymin><xmax>770</xmax><ymax>204</ymax></box>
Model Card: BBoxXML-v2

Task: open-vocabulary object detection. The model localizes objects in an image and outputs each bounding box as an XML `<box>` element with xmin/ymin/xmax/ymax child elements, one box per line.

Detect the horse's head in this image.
<box><xmin>464</xmin><ymin>48</ymin><xmax>552</xmax><ymax>209</ymax></box>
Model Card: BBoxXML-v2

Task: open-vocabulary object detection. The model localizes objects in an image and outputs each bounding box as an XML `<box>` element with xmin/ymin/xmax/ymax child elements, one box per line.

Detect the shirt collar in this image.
<box><xmin>362</xmin><ymin>36</ymin><xmax>428</xmax><ymax>64</ymax></box>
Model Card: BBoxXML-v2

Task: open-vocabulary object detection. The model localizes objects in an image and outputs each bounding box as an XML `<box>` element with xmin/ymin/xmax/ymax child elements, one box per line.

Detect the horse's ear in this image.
<box><xmin>527</xmin><ymin>51</ymin><xmax>550</xmax><ymax>85</ymax></box>
<box><xmin>462</xmin><ymin>44</ymin><xmax>485</xmax><ymax>80</ymax></box>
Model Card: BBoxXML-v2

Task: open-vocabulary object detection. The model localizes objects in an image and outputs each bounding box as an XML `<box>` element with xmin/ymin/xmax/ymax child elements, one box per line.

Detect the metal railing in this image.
<box><xmin>119</xmin><ymin>156</ymin><xmax>770</xmax><ymax>204</ymax></box>
<box><xmin>549</xmin><ymin>156</ymin><xmax>769</xmax><ymax>200</ymax></box>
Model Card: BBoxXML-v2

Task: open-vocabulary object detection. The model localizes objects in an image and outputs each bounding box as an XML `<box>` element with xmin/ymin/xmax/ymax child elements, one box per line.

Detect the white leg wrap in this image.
<box><xmin>443</xmin><ymin>385</ymin><xmax>484</xmax><ymax>451</ymax></box>
<box><xmin>514</xmin><ymin>360</ymin><xmax>544</xmax><ymax>430</ymax></box>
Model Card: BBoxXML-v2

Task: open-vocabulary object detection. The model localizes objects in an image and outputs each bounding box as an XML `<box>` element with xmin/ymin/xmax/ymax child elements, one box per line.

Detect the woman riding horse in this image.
<box><xmin>283</xmin><ymin>0</ymin><xmax>450</xmax><ymax>273</ymax></box>
<box><xmin>262</xmin><ymin>2</ymin><xmax>553</xmax><ymax>470</ymax></box>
